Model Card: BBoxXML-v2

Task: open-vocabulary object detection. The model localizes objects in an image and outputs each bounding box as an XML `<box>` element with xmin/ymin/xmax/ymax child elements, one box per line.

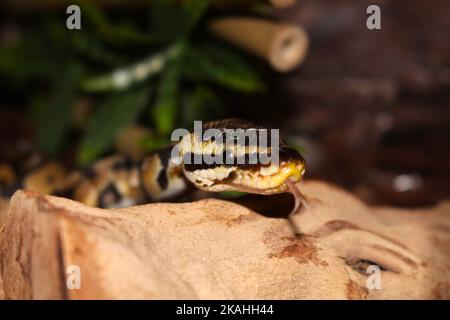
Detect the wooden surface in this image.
<box><xmin>0</xmin><ymin>181</ymin><xmax>449</xmax><ymax>299</ymax></box>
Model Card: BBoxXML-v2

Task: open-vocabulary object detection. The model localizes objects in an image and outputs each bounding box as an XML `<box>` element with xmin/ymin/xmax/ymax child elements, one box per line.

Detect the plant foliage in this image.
<box><xmin>0</xmin><ymin>0</ymin><xmax>266</xmax><ymax>166</ymax></box>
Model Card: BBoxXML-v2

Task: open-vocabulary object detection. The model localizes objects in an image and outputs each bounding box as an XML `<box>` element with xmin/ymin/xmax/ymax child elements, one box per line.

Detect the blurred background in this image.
<box><xmin>0</xmin><ymin>0</ymin><xmax>449</xmax><ymax>207</ymax></box>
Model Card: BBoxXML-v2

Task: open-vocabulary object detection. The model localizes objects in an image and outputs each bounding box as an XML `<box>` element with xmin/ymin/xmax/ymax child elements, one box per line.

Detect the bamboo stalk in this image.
<box><xmin>209</xmin><ymin>17</ymin><xmax>309</xmax><ymax>72</ymax></box>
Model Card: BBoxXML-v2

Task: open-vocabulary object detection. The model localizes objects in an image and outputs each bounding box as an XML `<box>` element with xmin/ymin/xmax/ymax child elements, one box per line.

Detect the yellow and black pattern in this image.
<box><xmin>177</xmin><ymin>119</ymin><xmax>306</xmax><ymax>195</ymax></box>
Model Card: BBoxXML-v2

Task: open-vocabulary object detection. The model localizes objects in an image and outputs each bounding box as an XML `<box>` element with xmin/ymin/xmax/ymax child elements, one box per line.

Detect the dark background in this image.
<box><xmin>275</xmin><ymin>0</ymin><xmax>450</xmax><ymax>206</ymax></box>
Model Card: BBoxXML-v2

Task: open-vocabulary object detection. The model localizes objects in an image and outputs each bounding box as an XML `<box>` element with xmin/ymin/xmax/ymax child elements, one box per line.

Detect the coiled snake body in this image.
<box><xmin>0</xmin><ymin>119</ymin><xmax>306</xmax><ymax>210</ymax></box>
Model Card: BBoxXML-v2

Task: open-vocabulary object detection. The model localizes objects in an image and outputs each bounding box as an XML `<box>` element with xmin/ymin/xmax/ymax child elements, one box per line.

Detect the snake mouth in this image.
<box><xmin>242</xmin><ymin>146</ymin><xmax>307</xmax><ymax>193</ymax></box>
<box><xmin>186</xmin><ymin>158</ymin><xmax>306</xmax><ymax>195</ymax></box>
<box><xmin>230</xmin><ymin>160</ymin><xmax>306</xmax><ymax>194</ymax></box>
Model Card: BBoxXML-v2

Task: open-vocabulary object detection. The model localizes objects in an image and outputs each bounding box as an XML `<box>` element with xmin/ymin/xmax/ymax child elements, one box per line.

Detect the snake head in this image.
<box><xmin>175</xmin><ymin>119</ymin><xmax>306</xmax><ymax>195</ymax></box>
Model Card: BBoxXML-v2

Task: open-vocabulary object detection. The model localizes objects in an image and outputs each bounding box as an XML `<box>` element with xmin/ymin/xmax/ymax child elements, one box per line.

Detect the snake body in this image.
<box><xmin>0</xmin><ymin>119</ymin><xmax>306</xmax><ymax>208</ymax></box>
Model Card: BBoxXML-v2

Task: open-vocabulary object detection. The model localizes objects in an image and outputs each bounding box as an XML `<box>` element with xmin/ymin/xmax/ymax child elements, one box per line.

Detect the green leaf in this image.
<box><xmin>138</xmin><ymin>135</ymin><xmax>169</xmax><ymax>153</ymax></box>
<box><xmin>151</xmin><ymin>52</ymin><xmax>183</xmax><ymax>135</ymax></box>
<box><xmin>182</xmin><ymin>0</ymin><xmax>211</xmax><ymax>35</ymax></box>
<box><xmin>183</xmin><ymin>44</ymin><xmax>264</xmax><ymax>92</ymax></box>
<box><xmin>149</xmin><ymin>0</ymin><xmax>210</xmax><ymax>41</ymax></box>
<box><xmin>181</xmin><ymin>86</ymin><xmax>224</xmax><ymax>126</ymax></box>
<box><xmin>34</xmin><ymin>63</ymin><xmax>83</xmax><ymax>156</ymax></box>
<box><xmin>69</xmin><ymin>32</ymin><xmax>127</xmax><ymax>67</ymax></box>
<box><xmin>149</xmin><ymin>0</ymin><xmax>186</xmax><ymax>42</ymax></box>
<box><xmin>74</xmin><ymin>0</ymin><xmax>110</xmax><ymax>33</ymax></box>
<box><xmin>81</xmin><ymin>44</ymin><xmax>180</xmax><ymax>92</ymax></box>
<box><xmin>74</xmin><ymin>0</ymin><xmax>164</xmax><ymax>46</ymax></box>
<box><xmin>78</xmin><ymin>87</ymin><xmax>150</xmax><ymax>166</ymax></box>
<box><xmin>0</xmin><ymin>33</ymin><xmax>64</xmax><ymax>83</ymax></box>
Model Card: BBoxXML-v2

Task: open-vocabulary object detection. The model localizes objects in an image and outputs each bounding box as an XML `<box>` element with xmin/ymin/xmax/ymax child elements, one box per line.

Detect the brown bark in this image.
<box><xmin>1</xmin><ymin>182</ymin><xmax>449</xmax><ymax>299</ymax></box>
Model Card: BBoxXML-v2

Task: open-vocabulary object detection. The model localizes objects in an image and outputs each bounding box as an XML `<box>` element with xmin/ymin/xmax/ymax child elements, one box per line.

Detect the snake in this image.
<box><xmin>0</xmin><ymin>119</ymin><xmax>306</xmax><ymax>210</ymax></box>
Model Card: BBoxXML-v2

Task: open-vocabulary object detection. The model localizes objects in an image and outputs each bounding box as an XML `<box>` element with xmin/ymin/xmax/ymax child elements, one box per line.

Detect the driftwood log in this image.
<box><xmin>0</xmin><ymin>181</ymin><xmax>449</xmax><ymax>299</ymax></box>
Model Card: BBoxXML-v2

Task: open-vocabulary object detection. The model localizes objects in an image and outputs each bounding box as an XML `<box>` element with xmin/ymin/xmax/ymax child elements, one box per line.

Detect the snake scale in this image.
<box><xmin>0</xmin><ymin>119</ymin><xmax>306</xmax><ymax>210</ymax></box>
